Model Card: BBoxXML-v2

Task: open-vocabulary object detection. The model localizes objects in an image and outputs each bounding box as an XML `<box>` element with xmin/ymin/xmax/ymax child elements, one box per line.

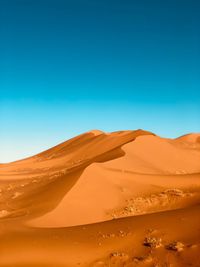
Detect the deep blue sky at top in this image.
<box><xmin>0</xmin><ymin>0</ymin><xmax>200</xmax><ymax>162</ymax></box>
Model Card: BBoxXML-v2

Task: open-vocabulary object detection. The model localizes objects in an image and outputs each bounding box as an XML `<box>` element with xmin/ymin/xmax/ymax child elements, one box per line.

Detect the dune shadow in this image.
<box><xmin>3</xmin><ymin>147</ymin><xmax>126</xmax><ymax>221</ymax></box>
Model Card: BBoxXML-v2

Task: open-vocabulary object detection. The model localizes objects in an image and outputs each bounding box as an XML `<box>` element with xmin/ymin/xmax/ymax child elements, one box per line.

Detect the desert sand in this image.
<box><xmin>0</xmin><ymin>129</ymin><xmax>200</xmax><ymax>267</ymax></box>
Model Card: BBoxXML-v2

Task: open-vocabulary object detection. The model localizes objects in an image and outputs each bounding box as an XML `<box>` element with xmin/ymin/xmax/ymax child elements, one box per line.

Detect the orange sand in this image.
<box><xmin>0</xmin><ymin>129</ymin><xmax>200</xmax><ymax>266</ymax></box>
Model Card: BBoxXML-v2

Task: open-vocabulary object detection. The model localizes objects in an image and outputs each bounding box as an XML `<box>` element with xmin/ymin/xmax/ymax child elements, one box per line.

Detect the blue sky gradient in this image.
<box><xmin>0</xmin><ymin>0</ymin><xmax>200</xmax><ymax>162</ymax></box>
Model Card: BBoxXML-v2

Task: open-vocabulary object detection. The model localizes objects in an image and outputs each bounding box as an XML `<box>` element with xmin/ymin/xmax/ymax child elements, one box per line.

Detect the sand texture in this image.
<box><xmin>0</xmin><ymin>129</ymin><xmax>200</xmax><ymax>266</ymax></box>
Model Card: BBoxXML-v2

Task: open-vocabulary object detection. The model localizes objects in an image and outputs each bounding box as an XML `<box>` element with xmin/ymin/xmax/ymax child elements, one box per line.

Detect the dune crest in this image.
<box><xmin>0</xmin><ymin>129</ymin><xmax>200</xmax><ymax>266</ymax></box>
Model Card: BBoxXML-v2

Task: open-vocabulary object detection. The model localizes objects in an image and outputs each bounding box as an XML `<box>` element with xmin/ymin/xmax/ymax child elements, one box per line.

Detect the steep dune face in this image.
<box><xmin>0</xmin><ymin>129</ymin><xmax>154</xmax><ymax>220</ymax></box>
<box><xmin>30</xmin><ymin>135</ymin><xmax>200</xmax><ymax>227</ymax></box>
<box><xmin>0</xmin><ymin>130</ymin><xmax>200</xmax><ymax>266</ymax></box>
<box><xmin>0</xmin><ymin>129</ymin><xmax>152</xmax><ymax>180</ymax></box>
<box><xmin>103</xmin><ymin>135</ymin><xmax>200</xmax><ymax>174</ymax></box>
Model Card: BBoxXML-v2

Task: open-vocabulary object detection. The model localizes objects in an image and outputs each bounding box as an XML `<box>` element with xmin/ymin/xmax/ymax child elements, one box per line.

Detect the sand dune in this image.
<box><xmin>1</xmin><ymin>205</ymin><xmax>200</xmax><ymax>267</ymax></box>
<box><xmin>0</xmin><ymin>129</ymin><xmax>200</xmax><ymax>266</ymax></box>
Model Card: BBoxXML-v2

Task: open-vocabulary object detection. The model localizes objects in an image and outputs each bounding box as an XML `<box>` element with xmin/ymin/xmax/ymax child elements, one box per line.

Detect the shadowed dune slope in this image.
<box><xmin>0</xmin><ymin>129</ymin><xmax>153</xmax><ymax>178</ymax></box>
<box><xmin>0</xmin><ymin>130</ymin><xmax>200</xmax><ymax>266</ymax></box>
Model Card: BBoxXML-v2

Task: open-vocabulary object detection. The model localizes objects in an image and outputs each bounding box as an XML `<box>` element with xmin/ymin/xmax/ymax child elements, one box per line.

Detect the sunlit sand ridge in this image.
<box><xmin>0</xmin><ymin>129</ymin><xmax>200</xmax><ymax>266</ymax></box>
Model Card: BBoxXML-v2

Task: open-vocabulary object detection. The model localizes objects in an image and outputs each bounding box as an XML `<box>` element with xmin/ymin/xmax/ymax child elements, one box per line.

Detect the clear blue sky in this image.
<box><xmin>0</xmin><ymin>0</ymin><xmax>200</xmax><ymax>162</ymax></box>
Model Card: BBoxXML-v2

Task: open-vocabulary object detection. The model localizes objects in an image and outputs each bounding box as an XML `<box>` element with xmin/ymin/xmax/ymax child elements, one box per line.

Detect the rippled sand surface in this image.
<box><xmin>0</xmin><ymin>130</ymin><xmax>200</xmax><ymax>266</ymax></box>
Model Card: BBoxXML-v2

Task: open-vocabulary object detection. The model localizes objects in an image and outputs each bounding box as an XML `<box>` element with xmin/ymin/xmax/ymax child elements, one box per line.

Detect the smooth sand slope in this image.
<box><xmin>0</xmin><ymin>129</ymin><xmax>200</xmax><ymax>266</ymax></box>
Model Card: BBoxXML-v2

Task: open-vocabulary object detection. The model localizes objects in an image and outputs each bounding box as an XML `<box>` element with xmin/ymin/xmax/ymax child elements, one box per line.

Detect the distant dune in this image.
<box><xmin>0</xmin><ymin>129</ymin><xmax>200</xmax><ymax>266</ymax></box>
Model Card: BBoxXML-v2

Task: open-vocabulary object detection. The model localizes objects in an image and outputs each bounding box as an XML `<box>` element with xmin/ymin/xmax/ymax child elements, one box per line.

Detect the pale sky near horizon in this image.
<box><xmin>0</xmin><ymin>0</ymin><xmax>200</xmax><ymax>162</ymax></box>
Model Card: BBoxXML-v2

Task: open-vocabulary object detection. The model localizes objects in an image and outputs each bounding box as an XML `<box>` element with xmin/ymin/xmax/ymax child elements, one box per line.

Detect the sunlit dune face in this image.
<box><xmin>0</xmin><ymin>130</ymin><xmax>200</xmax><ymax>266</ymax></box>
